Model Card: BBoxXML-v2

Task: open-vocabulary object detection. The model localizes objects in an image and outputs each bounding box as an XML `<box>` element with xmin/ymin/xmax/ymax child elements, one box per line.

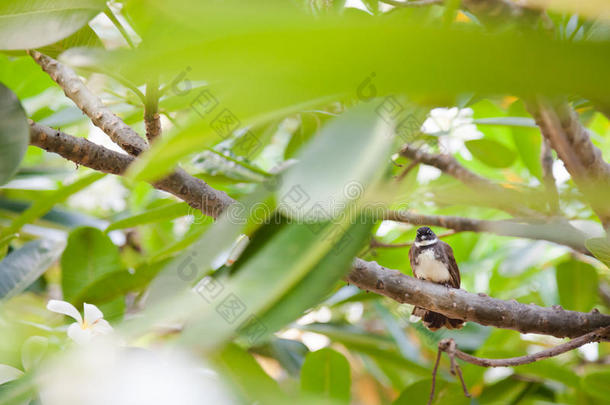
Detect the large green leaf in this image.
<box><xmin>60</xmin><ymin>227</ymin><xmax>123</xmax><ymax>302</ymax></box>
<box><xmin>0</xmin><ymin>0</ymin><xmax>106</xmax><ymax>50</ymax></box>
<box><xmin>119</xmin><ymin>2</ymin><xmax>610</xmax><ymax>182</ymax></box>
<box><xmin>465</xmin><ymin>138</ymin><xmax>517</xmax><ymax>168</ymax></box>
<box><xmin>0</xmin><ymin>83</ymin><xmax>29</xmax><ymax>186</ymax></box>
<box><xmin>581</xmin><ymin>368</ymin><xmax>610</xmax><ymax>401</ymax></box>
<box><xmin>585</xmin><ymin>237</ymin><xmax>610</xmax><ymax>268</ymax></box>
<box><xmin>301</xmin><ymin>348</ymin><xmax>351</xmax><ymax>404</ymax></box>
<box><xmin>105</xmin><ymin>202</ymin><xmax>191</xmax><ymax>232</ymax></box>
<box><xmin>279</xmin><ymin>103</ymin><xmax>393</xmax><ymax>221</ymax></box>
<box><xmin>0</xmin><ymin>238</ymin><xmax>65</xmax><ymax>300</ymax></box>
<box><xmin>555</xmin><ymin>260</ymin><xmax>599</xmax><ymax>312</ymax></box>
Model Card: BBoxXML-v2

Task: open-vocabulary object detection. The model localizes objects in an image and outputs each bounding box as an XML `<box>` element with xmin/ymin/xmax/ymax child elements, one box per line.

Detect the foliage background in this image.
<box><xmin>0</xmin><ymin>1</ymin><xmax>610</xmax><ymax>404</ymax></box>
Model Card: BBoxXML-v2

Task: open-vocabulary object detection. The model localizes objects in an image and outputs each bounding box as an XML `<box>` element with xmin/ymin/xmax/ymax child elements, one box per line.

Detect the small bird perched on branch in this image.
<box><xmin>409</xmin><ymin>226</ymin><xmax>464</xmax><ymax>331</ymax></box>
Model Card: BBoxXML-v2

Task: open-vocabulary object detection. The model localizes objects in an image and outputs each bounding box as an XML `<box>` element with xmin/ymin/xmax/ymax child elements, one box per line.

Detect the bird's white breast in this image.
<box><xmin>414</xmin><ymin>249</ymin><xmax>450</xmax><ymax>282</ymax></box>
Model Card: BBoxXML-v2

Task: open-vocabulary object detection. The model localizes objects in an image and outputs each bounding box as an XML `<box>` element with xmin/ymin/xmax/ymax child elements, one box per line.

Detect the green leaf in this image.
<box><xmin>581</xmin><ymin>369</ymin><xmax>610</xmax><ymax>401</ymax></box>
<box><xmin>0</xmin><ymin>172</ymin><xmax>105</xmax><ymax>238</ymax></box>
<box><xmin>585</xmin><ymin>237</ymin><xmax>610</xmax><ymax>268</ymax></box>
<box><xmin>212</xmin><ymin>343</ymin><xmax>286</xmax><ymax>404</ymax></box>
<box><xmin>555</xmin><ymin>260</ymin><xmax>598</xmax><ymax>312</ymax></box>
<box><xmin>71</xmin><ymin>260</ymin><xmax>167</xmax><ymax>307</ymax></box>
<box><xmin>0</xmin><ymin>365</ymin><xmax>23</xmax><ymax>385</ymax></box>
<box><xmin>21</xmin><ymin>336</ymin><xmax>48</xmax><ymax>372</ymax></box>
<box><xmin>508</xmin><ymin>101</ymin><xmax>542</xmax><ymax>179</ymax></box>
<box><xmin>0</xmin><ymin>0</ymin><xmax>106</xmax><ymax>50</ymax></box>
<box><xmin>60</xmin><ymin>227</ymin><xmax>123</xmax><ymax>303</ymax></box>
<box><xmin>393</xmin><ymin>379</ymin><xmax>440</xmax><ymax>405</ymax></box>
<box><xmin>279</xmin><ymin>103</ymin><xmax>393</xmax><ymax>221</ymax></box>
<box><xmin>0</xmin><ymin>238</ymin><xmax>65</xmax><ymax>300</ymax></box>
<box><xmin>465</xmin><ymin>138</ymin><xmax>517</xmax><ymax>168</ymax></box>
<box><xmin>105</xmin><ymin>202</ymin><xmax>191</xmax><ymax>232</ymax></box>
<box><xmin>0</xmin><ymin>83</ymin><xmax>29</xmax><ymax>186</ymax></box>
<box><xmin>301</xmin><ymin>348</ymin><xmax>351</xmax><ymax>404</ymax></box>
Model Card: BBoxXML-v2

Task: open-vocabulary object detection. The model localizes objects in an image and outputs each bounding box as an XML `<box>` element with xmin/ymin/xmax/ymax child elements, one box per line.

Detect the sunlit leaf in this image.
<box><xmin>585</xmin><ymin>237</ymin><xmax>610</xmax><ymax>268</ymax></box>
<box><xmin>0</xmin><ymin>83</ymin><xmax>29</xmax><ymax>186</ymax></box>
<box><xmin>0</xmin><ymin>0</ymin><xmax>106</xmax><ymax>50</ymax></box>
<box><xmin>61</xmin><ymin>227</ymin><xmax>123</xmax><ymax>303</ymax></box>
<box><xmin>465</xmin><ymin>138</ymin><xmax>517</xmax><ymax>168</ymax></box>
<box><xmin>556</xmin><ymin>260</ymin><xmax>598</xmax><ymax>312</ymax></box>
<box><xmin>301</xmin><ymin>348</ymin><xmax>351</xmax><ymax>404</ymax></box>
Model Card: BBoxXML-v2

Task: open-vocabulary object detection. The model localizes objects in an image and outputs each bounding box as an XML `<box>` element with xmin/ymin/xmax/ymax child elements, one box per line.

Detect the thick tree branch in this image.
<box><xmin>29</xmin><ymin>122</ymin><xmax>234</xmax><ymax>219</ymax></box>
<box><xmin>29</xmin><ymin>51</ymin><xmax>148</xmax><ymax>156</ymax></box>
<box><xmin>399</xmin><ymin>144</ymin><xmax>536</xmax><ymax>217</ymax></box>
<box><xmin>529</xmin><ymin>101</ymin><xmax>610</xmax><ymax>230</ymax></box>
<box><xmin>346</xmin><ymin>258</ymin><xmax>610</xmax><ymax>338</ymax></box>
<box><xmin>383</xmin><ymin>210</ymin><xmax>589</xmax><ymax>254</ymax></box>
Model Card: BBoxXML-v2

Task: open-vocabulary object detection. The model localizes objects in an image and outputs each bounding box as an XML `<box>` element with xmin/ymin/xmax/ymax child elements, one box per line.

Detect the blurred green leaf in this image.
<box><xmin>0</xmin><ymin>83</ymin><xmax>29</xmax><ymax>186</ymax></box>
<box><xmin>0</xmin><ymin>238</ymin><xmax>65</xmax><ymax>300</ymax></box>
<box><xmin>213</xmin><ymin>343</ymin><xmax>287</xmax><ymax>404</ymax></box>
<box><xmin>581</xmin><ymin>368</ymin><xmax>610</xmax><ymax>401</ymax></box>
<box><xmin>20</xmin><ymin>336</ymin><xmax>48</xmax><ymax>372</ymax></box>
<box><xmin>61</xmin><ymin>226</ymin><xmax>123</xmax><ymax>303</ymax></box>
<box><xmin>585</xmin><ymin>237</ymin><xmax>610</xmax><ymax>268</ymax></box>
<box><xmin>465</xmin><ymin>138</ymin><xmax>517</xmax><ymax>168</ymax></box>
<box><xmin>555</xmin><ymin>260</ymin><xmax>598</xmax><ymax>312</ymax></box>
<box><xmin>0</xmin><ymin>172</ymin><xmax>105</xmax><ymax>238</ymax></box>
<box><xmin>301</xmin><ymin>348</ymin><xmax>351</xmax><ymax>404</ymax></box>
<box><xmin>0</xmin><ymin>364</ymin><xmax>23</xmax><ymax>385</ymax></box>
<box><xmin>72</xmin><ymin>260</ymin><xmax>166</xmax><ymax>307</ymax></box>
<box><xmin>0</xmin><ymin>0</ymin><xmax>106</xmax><ymax>50</ymax></box>
<box><xmin>508</xmin><ymin>101</ymin><xmax>542</xmax><ymax>180</ymax></box>
<box><xmin>393</xmin><ymin>379</ymin><xmax>440</xmax><ymax>405</ymax></box>
<box><xmin>279</xmin><ymin>103</ymin><xmax>393</xmax><ymax>221</ymax></box>
<box><xmin>106</xmin><ymin>202</ymin><xmax>190</xmax><ymax>232</ymax></box>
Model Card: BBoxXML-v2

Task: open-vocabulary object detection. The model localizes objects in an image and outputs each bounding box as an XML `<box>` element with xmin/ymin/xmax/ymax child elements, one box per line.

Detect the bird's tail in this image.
<box><xmin>412</xmin><ymin>307</ymin><xmax>464</xmax><ymax>331</ymax></box>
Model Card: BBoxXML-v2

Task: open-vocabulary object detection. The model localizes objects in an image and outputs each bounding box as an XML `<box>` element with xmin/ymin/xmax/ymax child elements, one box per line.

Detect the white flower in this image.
<box><xmin>47</xmin><ymin>300</ymin><xmax>113</xmax><ymax>345</ymax></box>
<box><xmin>421</xmin><ymin>107</ymin><xmax>482</xmax><ymax>158</ymax></box>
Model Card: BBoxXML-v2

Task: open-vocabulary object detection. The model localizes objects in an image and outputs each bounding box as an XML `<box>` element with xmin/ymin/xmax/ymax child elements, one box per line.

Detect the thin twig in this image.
<box><xmin>145</xmin><ymin>76</ymin><xmax>162</xmax><ymax>142</ymax></box>
<box><xmin>370</xmin><ymin>231</ymin><xmax>458</xmax><ymax>249</ymax></box>
<box><xmin>427</xmin><ymin>348</ymin><xmax>443</xmax><ymax>405</ymax></box>
<box><xmin>431</xmin><ymin>327</ymin><xmax>610</xmax><ymax>401</ymax></box>
<box><xmin>396</xmin><ymin>159</ymin><xmax>419</xmax><ymax>181</ymax></box>
<box><xmin>540</xmin><ymin>137</ymin><xmax>560</xmax><ymax>215</ymax></box>
<box><xmin>383</xmin><ymin>210</ymin><xmax>590</xmax><ymax>254</ymax></box>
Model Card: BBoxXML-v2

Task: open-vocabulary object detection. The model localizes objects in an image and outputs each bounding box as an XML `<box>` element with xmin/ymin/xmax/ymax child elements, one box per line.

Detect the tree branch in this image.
<box><xmin>383</xmin><ymin>210</ymin><xmax>589</xmax><ymax>254</ymax></box>
<box><xmin>29</xmin><ymin>121</ymin><xmax>234</xmax><ymax>219</ymax></box>
<box><xmin>399</xmin><ymin>144</ymin><xmax>536</xmax><ymax>217</ymax></box>
<box><xmin>442</xmin><ymin>325</ymin><xmax>610</xmax><ymax>368</ymax></box>
<box><xmin>29</xmin><ymin>51</ymin><xmax>148</xmax><ymax>156</ymax></box>
<box><xmin>145</xmin><ymin>77</ymin><xmax>162</xmax><ymax>142</ymax></box>
<box><xmin>346</xmin><ymin>258</ymin><xmax>610</xmax><ymax>338</ymax></box>
<box><xmin>529</xmin><ymin>101</ymin><xmax>610</xmax><ymax>230</ymax></box>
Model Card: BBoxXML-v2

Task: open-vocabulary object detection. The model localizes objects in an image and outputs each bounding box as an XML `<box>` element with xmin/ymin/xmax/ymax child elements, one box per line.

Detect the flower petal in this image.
<box><xmin>0</xmin><ymin>364</ymin><xmax>23</xmax><ymax>385</ymax></box>
<box><xmin>83</xmin><ymin>303</ymin><xmax>104</xmax><ymax>325</ymax></box>
<box><xmin>92</xmin><ymin>319</ymin><xmax>113</xmax><ymax>335</ymax></box>
<box><xmin>47</xmin><ymin>300</ymin><xmax>82</xmax><ymax>324</ymax></box>
<box><xmin>67</xmin><ymin>323</ymin><xmax>93</xmax><ymax>345</ymax></box>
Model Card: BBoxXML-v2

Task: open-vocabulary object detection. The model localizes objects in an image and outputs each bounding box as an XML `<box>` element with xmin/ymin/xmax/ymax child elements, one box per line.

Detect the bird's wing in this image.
<box><xmin>409</xmin><ymin>245</ymin><xmax>417</xmax><ymax>278</ymax></box>
<box><xmin>440</xmin><ymin>241</ymin><xmax>461</xmax><ymax>288</ymax></box>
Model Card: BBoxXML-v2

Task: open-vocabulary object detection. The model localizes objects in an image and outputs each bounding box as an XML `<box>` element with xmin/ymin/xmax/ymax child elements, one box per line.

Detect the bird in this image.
<box><xmin>409</xmin><ymin>226</ymin><xmax>464</xmax><ymax>331</ymax></box>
